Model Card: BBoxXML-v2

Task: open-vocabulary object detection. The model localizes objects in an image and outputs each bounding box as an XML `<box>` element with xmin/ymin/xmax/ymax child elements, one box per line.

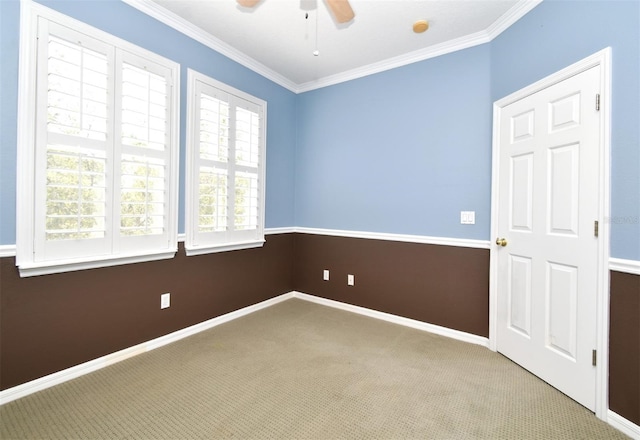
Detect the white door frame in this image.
<box><xmin>489</xmin><ymin>48</ymin><xmax>612</xmax><ymax>420</ymax></box>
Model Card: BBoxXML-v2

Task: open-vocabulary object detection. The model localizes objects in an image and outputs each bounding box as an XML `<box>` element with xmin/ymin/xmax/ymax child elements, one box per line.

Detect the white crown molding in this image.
<box><xmin>485</xmin><ymin>0</ymin><xmax>543</xmax><ymax>39</ymax></box>
<box><xmin>122</xmin><ymin>0</ymin><xmax>542</xmax><ymax>94</ymax></box>
<box><xmin>609</xmin><ymin>258</ymin><xmax>640</xmax><ymax>276</ymax></box>
<box><xmin>296</xmin><ymin>30</ymin><xmax>493</xmax><ymax>93</ymax></box>
<box><xmin>297</xmin><ymin>0</ymin><xmax>544</xmax><ymax>93</ymax></box>
<box><xmin>121</xmin><ymin>0</ymin><xmax>298</xmax><ymax>93</ymax></box>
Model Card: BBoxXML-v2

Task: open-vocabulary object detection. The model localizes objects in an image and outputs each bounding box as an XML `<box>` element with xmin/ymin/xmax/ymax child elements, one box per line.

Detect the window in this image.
<box><xmin>16</xmin><ymin>4</ymin><xmax>179</xmax><ymax>277</ymax></box>
<box><xmin>185</xmin><ymin>69</ymin><xmax>266</xmax><ymax>255</ymax></box>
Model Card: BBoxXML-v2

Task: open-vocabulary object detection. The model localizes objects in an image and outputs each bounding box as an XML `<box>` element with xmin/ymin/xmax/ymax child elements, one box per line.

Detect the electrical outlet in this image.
<box><xmin>347</xmin><ymin>274</ymin><xmax>355</xmax><ymax>286</ymax></box>
<box><xmin>323</xmin><ymin>269</ymin><xmax>330</xmax><ymax>281</ymax></box>
<box><xmin>160</xmin><ymin>293</ymin><xmax>170</xmax><ymax>309</ymax></box>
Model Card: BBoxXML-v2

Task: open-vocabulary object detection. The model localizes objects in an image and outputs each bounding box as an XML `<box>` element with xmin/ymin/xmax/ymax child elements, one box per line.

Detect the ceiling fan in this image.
<box><xmin>236</xmin><ymin>0</ymin><xmax>355</xmax><ymax>24</ymax></box>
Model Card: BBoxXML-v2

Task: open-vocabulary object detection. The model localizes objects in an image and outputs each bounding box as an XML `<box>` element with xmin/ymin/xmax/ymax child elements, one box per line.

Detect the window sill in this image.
<box><xmin>17</xmin><ymin>249</ymin><xmax>178</xmax><ymax>278</ymax></box>
<box><xmin>184</xmin><ymin>240</ymin><xmax>265</xmax><ymax>256</ymax></box>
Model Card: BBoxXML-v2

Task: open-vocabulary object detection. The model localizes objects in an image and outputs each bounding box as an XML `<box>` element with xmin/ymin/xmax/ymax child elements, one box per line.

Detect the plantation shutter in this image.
<box><xmin>35</xmin><ymin>21</ymin><xmax>113</xmax><ymax>261</ymax></box>
<box><xmin>115</xmin><ymin>51</ymin><xmax>173</xmax><ymax>254</ymax></box>
<box><xmin>185</xmin><ymin>70</ymin><xmax>266</xmax><ymax>255</ymax></box>
<box><xmin>27</xmin><ymin>16</ymin><xmax>177</xmax><ymax>271</ymax></box>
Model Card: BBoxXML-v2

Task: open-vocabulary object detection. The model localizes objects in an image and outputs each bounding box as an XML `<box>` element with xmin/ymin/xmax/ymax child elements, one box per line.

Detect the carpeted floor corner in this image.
<box><xmin>0</xmin><ymin>298</ymin><xmax>629</xmax><ymax>439</ymax></box>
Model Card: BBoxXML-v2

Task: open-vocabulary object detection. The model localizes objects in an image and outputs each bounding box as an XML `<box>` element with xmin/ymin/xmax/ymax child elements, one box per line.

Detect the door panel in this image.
<box><xmin>548</xmin><ymin>143</ymin><xmax>579</xmax><ymax>235</ymax></box>
<box><xmin>546</xmin><ymin>261</ymin><xmax>578</xmax><ymax>360</ymax></box>
<box><xmin>496</xmin><ymin>66</ymin><xmax>601</xmax><ymax>411</ymax></box>
<box><xmin>508</xmin><ymin>255</ymin><xmax>532</xmax><ymax>337</ymax></box>
<box><xmin>511</xmin><ymin>154</ymin><xmax>534</xmax><ymax>231</ymax></box>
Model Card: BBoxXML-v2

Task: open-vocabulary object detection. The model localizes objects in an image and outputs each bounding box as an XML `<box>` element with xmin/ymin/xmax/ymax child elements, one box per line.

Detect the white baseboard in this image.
<box><xmin>292</xmin><ymin>291</ymin><xmax>490</xmax><ymax>347</ymax></box>
<box><xmin>0</xmin><ymin>292</ymin><xmax>295</xmax><ymax>405</ymax></box>
<box><xmin>2</xmin><ymin>290</ymin><xmax>637</xmax><ymax>440</ymax></box>
<box><xmin>0</xmin><ymin>290</ymin><xmax>487</xmax><ymax>405</ymax></box>
<box><xmin>608</xmin><ymin>410</ymin><xmax>640</xmax><ymax>440</ymax></box>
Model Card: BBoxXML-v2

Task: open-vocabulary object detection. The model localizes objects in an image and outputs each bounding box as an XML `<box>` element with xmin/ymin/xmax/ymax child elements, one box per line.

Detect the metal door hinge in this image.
<box><xmin>596</xmin><ymin>94</ymin><xmax>601</xmax><ymax>111</ymax></box>
<box><xmin>592</xmin><ymin>349</ymin><xmax>597</xmax><ymax>366</ymax></box>
<box><xmin>594</xmin><ymin>220</ymin><xmax>599</xmax><ymax>237</ymax></box>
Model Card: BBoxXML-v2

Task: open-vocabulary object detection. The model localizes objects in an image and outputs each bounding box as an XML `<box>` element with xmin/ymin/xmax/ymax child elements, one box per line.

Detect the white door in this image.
<box><xmin>495</xmin><ymin>66</ymin><xmax>601</xmax><ymax>411</ymax></box>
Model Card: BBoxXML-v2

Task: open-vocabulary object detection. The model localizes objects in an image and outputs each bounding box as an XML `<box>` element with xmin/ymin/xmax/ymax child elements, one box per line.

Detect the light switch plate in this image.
<box><xmin>461</xmin><ymin>211</ymin><xmax>475</xmax><ymax>225</ymax></box>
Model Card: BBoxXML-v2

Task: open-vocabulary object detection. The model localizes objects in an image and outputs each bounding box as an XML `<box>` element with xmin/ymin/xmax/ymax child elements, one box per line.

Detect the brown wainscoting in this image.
<box><xmin>0</xmin><ymin>234</ymin><xmax>294</xmax><ymax>391</ymax></box>
<box><xmin>609</xmin><ymin>270</ymin><xmax>640</xmax><ymax>425</ymax></box>
<box><xmin>292</xmin><ymin>233</ymin><xmax>490</xmax><ymax>337</ymax></box>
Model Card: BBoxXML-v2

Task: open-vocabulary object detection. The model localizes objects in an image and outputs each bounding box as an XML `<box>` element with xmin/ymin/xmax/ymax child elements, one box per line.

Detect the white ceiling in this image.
<box><xmin>128</xmin><ymin>0</ymin><xmax>542</xmax><ymax>92</ymax></box>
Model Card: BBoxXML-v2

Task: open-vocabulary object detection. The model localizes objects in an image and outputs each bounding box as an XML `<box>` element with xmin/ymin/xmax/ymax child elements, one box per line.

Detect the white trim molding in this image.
<box><xmin>294</xmin><ymin>291</ymin><xmax>489</xmax><ymax>347</ymax></box>
<box><xmin>0</xmin><ymin>292</ymin><xmax>296</xmax><ymax>405</ymax></box>
<box><xmin>297</xmin><ymin>0</ymin><xmax>542</xmax><ymax>93</ymax></box>
<box><xmin>0</xmin><ymin>245</ymin><xmax>16</xmax><ymax>258</ymax></box>
<box><xmin>123</xmin><ymin>0</ymin><xmax>541</xmax><ymax>94</ymax></box>
<box><xmin>0</xmin><ymin>290</ymin><xmax>488</xmax><ymax>405</ymax></box>
<box><xmin>608</xmin><ymin>411</ymin><xmax>640</xmax><ymax>440</ymax></box>
<box><xmin>265</xmin><ymin>227</ymin><xmax>297</xmax><ymax>235</ymax></box>
<box><xmin>121</xmin><ymin>0</ymin><xmax>298</xmax><ymax>93</ymax></box>
<box><xmin>293</xmin><ymin>227</ymin><xmax>491</xmax><ymax>249</ymax></box>
<box><xmin>1</xmin><ymin>289</ymin><xmax>637</xmax><ymax>438</ymax></box>
<box><xmin>609</xmin><ymin>258</ymin><xmax>640</xmax><ymax>276</ymax></box>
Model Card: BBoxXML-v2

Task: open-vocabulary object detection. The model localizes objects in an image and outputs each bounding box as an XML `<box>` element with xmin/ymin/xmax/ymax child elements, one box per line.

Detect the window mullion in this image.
<box><xmin>228</xmin><ymin>99</ymin><xmax>237</xmax><ymax>233</ymax></box>
<box><xmin>111</xmin><ymin>48</ymin><xmax>124</xmax><ymax>254</ymax></box>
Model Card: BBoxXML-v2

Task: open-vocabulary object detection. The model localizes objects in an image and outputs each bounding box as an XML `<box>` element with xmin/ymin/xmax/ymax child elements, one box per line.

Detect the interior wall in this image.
<box><xmin>0</xmin><ymin>0</ymin><xmax>638</xmax><ymax>429</ymax></box>
<box><xmin>295</xmin><ymin>44</ymin><xmax>492</xmax><ymax>241</ymax></box>
<box><xmin>0</xmin><ymin>0</ymin><xmax>298</xmax><ymax>246</ymax></box>
<box><xmin>609</xmin><ymin>271</ymin><xmax>640</xmax><ymax>425</ymax></box>
<box><xmin>293</xmin><ymin>234</ymin><xmax>490</xmax><ymax>337</ymax></box>
<box><xmin>0</xmin><ymin>235</ymin><xmax>294</xmax><ymax>390</ymax></box>
<box><xmin>490</xmin><ymin>0</ymin><xmax>640</xmax><ymax>261</ymax></box>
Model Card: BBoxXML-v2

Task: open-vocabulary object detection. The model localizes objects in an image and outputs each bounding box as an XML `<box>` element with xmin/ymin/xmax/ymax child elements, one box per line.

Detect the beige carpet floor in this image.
<box><xmin>0</xmin><ymin>298</ymin><xmax>629</xmax><ymax>439</ymax></box>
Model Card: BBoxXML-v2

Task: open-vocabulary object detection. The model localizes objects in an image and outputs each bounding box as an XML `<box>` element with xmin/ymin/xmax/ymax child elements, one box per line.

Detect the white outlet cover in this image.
<box><xmin>161</xmin><ymin>293</ymin><xmax>171</xmax><ymax>309</ymax></box>
<box><xmin>323</xmin><ymin>269</ymin><xmax>330</xmax><ymax>281</ymax></box>
<box><xmin>347</xmin><ymin>274</ymin><xmax>355</xmax><ymax>286</ymax></box>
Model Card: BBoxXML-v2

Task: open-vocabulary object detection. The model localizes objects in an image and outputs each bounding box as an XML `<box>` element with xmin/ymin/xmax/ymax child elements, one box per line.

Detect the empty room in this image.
<box><xmin>0</xmin><ymin>0</ymin><xmax>638</xmax><ymax>438</ymax></box>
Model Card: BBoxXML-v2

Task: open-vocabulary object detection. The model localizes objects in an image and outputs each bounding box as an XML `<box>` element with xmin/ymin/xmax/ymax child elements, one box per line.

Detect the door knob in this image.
<box><xmin>495</xmin><ymin>238</ymin><xmax>508</xmax><ymax>247</ymax></box>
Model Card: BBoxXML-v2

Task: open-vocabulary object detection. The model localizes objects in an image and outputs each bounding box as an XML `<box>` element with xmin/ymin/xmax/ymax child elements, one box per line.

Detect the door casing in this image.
<box><xmin>489</xmin><ymin>48</ymin><xmax>611</xmax><ymax>420</ymax></box>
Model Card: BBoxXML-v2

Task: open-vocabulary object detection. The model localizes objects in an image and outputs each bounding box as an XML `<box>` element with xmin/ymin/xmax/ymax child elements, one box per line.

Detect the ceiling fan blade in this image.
<box><xmin>237</xmin><ymin>0</ymin><xmax>261</xmax><ymax>7</ymax></box>
<box><xmin>325</xmin><ymin>0</ymin><xmax>355</xmax><ymax>23</ymax></box>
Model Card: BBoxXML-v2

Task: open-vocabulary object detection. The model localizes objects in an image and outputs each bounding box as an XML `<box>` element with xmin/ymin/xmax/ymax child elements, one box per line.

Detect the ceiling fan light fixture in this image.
<box><xmin>413</xmin><ymin>19</ymin><xmax>429</xmax><ymax>34</ymax></box>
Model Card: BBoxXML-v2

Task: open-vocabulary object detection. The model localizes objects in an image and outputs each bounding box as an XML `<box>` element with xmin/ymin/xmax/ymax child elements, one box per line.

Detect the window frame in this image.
<box><xmin>16</xmin><ymin>2</ymin><xmax>180</xmax><ymax>277</ymax></box>
<box><xmin>185</xmin><ymin>69</ymin><xmax>267</xmax><ymax>256</ymax></box>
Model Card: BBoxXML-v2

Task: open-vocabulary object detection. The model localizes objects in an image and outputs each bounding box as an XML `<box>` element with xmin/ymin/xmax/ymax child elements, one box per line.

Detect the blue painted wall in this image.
<box><xmin>0</xmin><ymin>0</ymin><xmax>20</xmax><ymax>246</ymax></box>
<box><xmin>296</xmin><ymin>45</ymin><xmax>492</xmax><ymax>239</ymax></box>
<box><xmin>0</xmin><ymin>0</ymin><xmax>297</xmax><ymax>245</ymax></box>
<box><xmin>491</xmin><ymin>0</ymin><xmax>640</xmax><ymax>260</ymax></box>
<box><xmin>2</xmin><ymin>0</ymin><xmax>638</xmax><ymax>260</ymax></box>
<box><xmin>296</xmin><ymin>0</ymin><xmax>639</xmax><ymax>259</ymax></box>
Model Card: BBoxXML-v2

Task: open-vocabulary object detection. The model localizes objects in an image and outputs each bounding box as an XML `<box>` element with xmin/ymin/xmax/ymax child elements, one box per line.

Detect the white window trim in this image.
<box><xmin>16</xmin><ymin>1</ymin><xmax>180</xmax><ymax>277</ymax></box>
<box><xmin>185</xmin><ymin>69</ymin><xmax>267</xmax><ymax>256</ymax></box>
